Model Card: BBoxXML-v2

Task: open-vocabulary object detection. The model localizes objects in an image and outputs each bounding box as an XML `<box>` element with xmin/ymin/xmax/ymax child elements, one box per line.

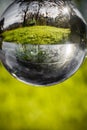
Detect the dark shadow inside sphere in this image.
<box><xmin>0</xmin><ymin>0</ymin><xmax>86</xmax><ymax>86</ymax></box>
<box><xmin>0</xmin><ymin>42</ymin><xmax>86</xmax><ymax>86</ymax></box>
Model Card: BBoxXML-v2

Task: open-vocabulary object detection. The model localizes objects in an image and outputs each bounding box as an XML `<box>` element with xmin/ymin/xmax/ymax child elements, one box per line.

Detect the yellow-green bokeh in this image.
<box><xmin>0</xmin><ymin>58</ymin><xmax>87</xmax><ymax>130</ymax></box>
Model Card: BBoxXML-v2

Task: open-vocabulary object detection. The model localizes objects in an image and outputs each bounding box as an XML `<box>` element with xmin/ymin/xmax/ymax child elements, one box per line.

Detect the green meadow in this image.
<box><xmin>0</xmin><ymin>58</ymin><xmax>87</xmax><ymax>130</ymax></box>
<box><xmin>0</xmin><ymin>25</ymin><xmax>87</xmax><ymax>130</ymax></box>
<box><xmin>2</xmin><ymin>26</ymin><xmax>70</xmax><ymax>44</ymax></box>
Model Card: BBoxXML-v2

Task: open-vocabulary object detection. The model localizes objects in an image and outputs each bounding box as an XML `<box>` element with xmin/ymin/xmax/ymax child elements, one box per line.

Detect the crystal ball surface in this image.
<box><xmin>0</xmin><ymin>0</ymin><xmax>86</xmax><ymax>86</ymax></box>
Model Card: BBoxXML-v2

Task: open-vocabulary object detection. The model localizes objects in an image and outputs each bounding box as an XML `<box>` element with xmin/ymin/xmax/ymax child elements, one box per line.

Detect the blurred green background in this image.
<box><xmin>0</xmin><ymin>0</ymin><xmax>87</xmax><ymax>130</ymax></box>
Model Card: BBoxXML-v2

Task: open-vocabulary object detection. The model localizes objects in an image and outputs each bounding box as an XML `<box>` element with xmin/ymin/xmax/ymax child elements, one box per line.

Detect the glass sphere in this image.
<box><xmin>0</xmin><ymin>0</ymin><xmax>86</xmax><ymax>86</ymax></box>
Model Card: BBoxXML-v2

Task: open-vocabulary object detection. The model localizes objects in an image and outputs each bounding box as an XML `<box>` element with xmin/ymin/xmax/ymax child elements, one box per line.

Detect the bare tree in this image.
<box><xmin>0</xmin><ymin>18</ymin><xmax>4</xmax><ymax>33</ymax></box>
<box><xmin>19</xmin><ymin>1</ymin><xmax>44</xmax><ymax>26</ymax></box>
<box><xmin>15</xmin><ymin>0</ymin><xmax>44</xmax><ymax>6</ymax></box>
<box><xmin>22</xmin><ymin>6</ymin><xmax>29</xmax><ymax>26</ymax></box>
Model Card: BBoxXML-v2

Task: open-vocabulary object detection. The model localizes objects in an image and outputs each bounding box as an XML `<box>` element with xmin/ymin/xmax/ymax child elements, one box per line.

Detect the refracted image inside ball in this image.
<box><xmin>0</xmin><ymin>0</ymin><xmax>86</xmax><ymax>86</ymax></box>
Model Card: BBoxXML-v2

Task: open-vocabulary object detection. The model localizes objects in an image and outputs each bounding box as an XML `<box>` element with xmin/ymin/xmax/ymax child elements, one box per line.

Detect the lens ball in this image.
<box><xmin>0</xmin><ymin>0</ymin><xmax>86</xmax><ymax>86</ymax></box>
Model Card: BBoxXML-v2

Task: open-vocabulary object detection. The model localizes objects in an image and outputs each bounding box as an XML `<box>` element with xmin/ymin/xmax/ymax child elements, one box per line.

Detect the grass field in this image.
<box><xmin>2</xmin><ymin>26</ymin><xmax>70</xmax><ymax>44</ymax></box>
<box><xmin>1</xmin><ymin>25</ymin><xmax>87</xmax><ymax>130</ymax></box>
<box><xmin>0</xmin><ymin>58</ymin><xmax>87</xmax><ymax>130</ymax></box>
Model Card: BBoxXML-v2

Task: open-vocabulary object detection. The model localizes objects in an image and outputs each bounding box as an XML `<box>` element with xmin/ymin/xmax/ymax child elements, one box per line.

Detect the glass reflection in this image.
<box><xmin>0</xmin><ymin>41</ymin><xmax>85</xmax><ymax>86</ymax></box>
<box><xmin>0</xmin><ymin>0</ymin><xmax>86</xmax><ymax>86</ymax></box>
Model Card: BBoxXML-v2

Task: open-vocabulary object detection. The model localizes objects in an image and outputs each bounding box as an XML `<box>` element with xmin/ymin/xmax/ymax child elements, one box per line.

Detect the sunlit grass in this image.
<box><xmin>2</xmin><ymin>26</ymin><xmax>70</xmax><ymax>44</ymax></box>
<box><xmin>0</xmin><ymin>59</ymin><xmax>87</xmax><ymax>129</ymax></box>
